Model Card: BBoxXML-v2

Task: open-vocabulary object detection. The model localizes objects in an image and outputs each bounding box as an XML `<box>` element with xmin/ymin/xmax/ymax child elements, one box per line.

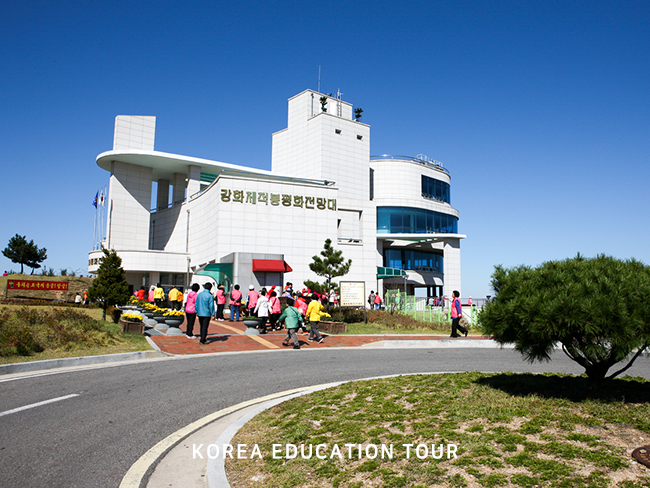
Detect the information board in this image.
<box><xmin>339</xmin><ymin>281</ymin><xmax>365</xmax><ymax>307</ymax></box>
<box><xmin>7</xmin><ymin>280</ymin><xmax>69</xmax><ymax>291</ymax></box>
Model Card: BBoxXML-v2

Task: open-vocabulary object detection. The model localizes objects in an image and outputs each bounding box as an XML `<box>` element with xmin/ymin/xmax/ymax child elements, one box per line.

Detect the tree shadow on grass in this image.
<box><xmin>474</xmin><ymin>372</ymin><xmax>650</xmax><ymax>403</ymax></box>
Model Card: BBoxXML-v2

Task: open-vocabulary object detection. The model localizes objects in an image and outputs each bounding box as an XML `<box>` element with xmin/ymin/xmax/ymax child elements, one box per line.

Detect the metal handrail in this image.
<box><xmin>370</xmin><ymin>155</ymin><xmax>449</xmax><ymax>175</ymax></box>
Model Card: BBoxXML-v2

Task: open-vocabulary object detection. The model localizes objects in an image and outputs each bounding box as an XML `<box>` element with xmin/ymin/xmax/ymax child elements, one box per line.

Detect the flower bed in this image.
<box><xmin>119</xmin><ymin>318</ymin><xmax>145</xmax><ymax>334</ymax></box>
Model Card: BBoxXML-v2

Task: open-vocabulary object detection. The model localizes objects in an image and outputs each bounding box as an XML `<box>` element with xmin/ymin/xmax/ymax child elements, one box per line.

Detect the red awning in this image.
<box><xmin>252</xmin><ymin>259</ymin><xmax>293</xmax><ymax>273</ymax></box>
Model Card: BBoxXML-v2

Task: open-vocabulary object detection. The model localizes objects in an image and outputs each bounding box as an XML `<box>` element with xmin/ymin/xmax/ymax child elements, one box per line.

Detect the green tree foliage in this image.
<box><xmin>2</xmin><ymin>234</ymin><xmax>47</xmax><ymax>274</ymax></box>
<box><xmin>319</xmin><ymin>95</ymin><xmax>328</xmax><ymax>112</ymax></box>
<box><xmin>306</xmin><ymin>238</ymin><xmax>352</xmax><ymax>294</ymax></box>
<box><xmin>87</xmin><ymin>249</ymin><xmax>131</xmax><ymax>320</ymax></box>
<box><xmin>479</xmin><ymin>255</ymin><xmax>650</xmax><ymax>385</ymax></box>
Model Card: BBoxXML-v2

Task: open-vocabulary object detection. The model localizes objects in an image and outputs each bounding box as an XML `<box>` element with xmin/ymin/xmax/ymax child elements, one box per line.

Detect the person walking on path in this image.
<box><xmin>368</xmin><ymin>290</ymin><xmax>376</xmax><ymax>309</ymax></box>
<box><xmin>306</xmin><ymin>294</ymin><xmax>330</xmax><ymax>343</ymax></box>
<box><xmin>450</xmin><ymin>290</ymin><xmax>468</xmax><ymax>338</ymax></box>
<box><xmin>215</xmin><ymin>284</ymin><xmax>226</xmax><ymax>321</ymax></box>
<box><xmin>184</xmin><ymin>283</ymin><xmax>200</xmax><ymax>339</ymax></box>
<box><xmin>196</xmin><ymin>283</ymin><xmax>215</xmax><ymax>344</ymax></box>
<box><xmin>268</xmin><ymin>291</ymin><xmax>282</xmax><ymax>330</ymax></box>
<box><xmin>254</xmin><ymin>288</ymin><xmax>271</xmax><ymax>334</ymax></box>
<box><xmin>229</xmin><ymin>284</ymin><xmax>242</xmax><ymax>322</ymax></box>
<box><xmin>295</xmin><ymin>292</ymin><xmax>309</xmax><ymax>335</ymax></box>
<box><xmin>247</xmin><ymin>285</ymin><xmax>259</xmax><ymax>317</ymax></box>
<box><xmin>374</xmin><ymin>293</ymin><xmax>383</xmax><ymax>310</ymax></box>
<box><xmin>279</xmin><ymin>297</ymin><xmax>304</xmax><ymax>349</ymax></box>
<box><xmin>148</xmin><ymin>285</ymin><xmax>155</xmax><ymax>303</ymax></box>
<box><xmin>154</xmin><ymin>284</ymin><xmax>165</xmax><ymax>308</ymax></box>
<box><xmin>168</xmin><ymin>286</ymin><xmax>181</xmax><ymax>310</ymax></box>
<box><xmin>136</xmin><ymin>286</ymin><xmax>146</xmax><ymax>301</ymax></box>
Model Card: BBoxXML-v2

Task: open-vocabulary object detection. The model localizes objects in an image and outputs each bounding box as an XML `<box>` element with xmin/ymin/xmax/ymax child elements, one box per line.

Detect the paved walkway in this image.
<box><xmin>149</xmin><ymin>317</ymin><xmax>490</xmax><ymax>355</ymax></box>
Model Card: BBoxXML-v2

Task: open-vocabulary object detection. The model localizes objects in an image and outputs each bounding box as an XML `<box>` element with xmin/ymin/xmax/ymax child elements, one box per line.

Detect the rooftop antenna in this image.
<box><xmin>336</xmin><ymin>88</ymin><xmax>343</xmax><ymax>117</ymax></box>
<box><xmin>318</xmin><ymin>66</ymin><xmax>321</xmax><ymax>93</ymax></box>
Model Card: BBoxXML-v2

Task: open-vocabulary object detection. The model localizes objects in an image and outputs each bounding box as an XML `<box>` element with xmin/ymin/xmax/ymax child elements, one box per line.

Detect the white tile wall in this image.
<box><xmin>113</xmin><ymin>116</ymin><xmax>156</xmax><ymax>151</ymax></box>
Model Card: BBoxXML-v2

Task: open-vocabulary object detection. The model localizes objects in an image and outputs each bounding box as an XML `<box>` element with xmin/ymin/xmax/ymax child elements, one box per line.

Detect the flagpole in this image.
<box><xmin>101</xmin><ymin>185</ymin><xmax>106</xmax><ymax>247</ymax></box>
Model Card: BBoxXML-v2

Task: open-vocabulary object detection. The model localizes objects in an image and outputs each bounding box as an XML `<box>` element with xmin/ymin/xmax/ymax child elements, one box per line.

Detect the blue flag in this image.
<box><xmin>93</xmin><ymin>191</ymin><xmax>98</xmax><ymax>208</ymax></box>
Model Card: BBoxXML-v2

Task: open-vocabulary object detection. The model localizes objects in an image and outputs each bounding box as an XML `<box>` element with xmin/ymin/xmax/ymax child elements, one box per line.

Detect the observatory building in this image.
<box><xmin>89</xmin><ymin>89</ymin><xmax>465</xmax><ymax>298</ymax></box>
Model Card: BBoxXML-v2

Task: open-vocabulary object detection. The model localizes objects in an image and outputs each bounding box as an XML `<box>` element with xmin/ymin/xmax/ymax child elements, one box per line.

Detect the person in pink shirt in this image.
<box><xmin>184</xmin><ymin>283</ymin><xmax>200</xmax><ymax>339</ymax></box>
<box><xmin>247</xmin><ymin>285</ymin><xmax>259</xmax><ymax>317</ymax></box>
<box><xmin>215</xmin><ymin>284</ymin><xmax>226</xmax><ymax>321</ymax></box>
<box><xmin>148</xmin><ymin>285</ymin><xmax>155</xmax><ymax>303</ymax></box>
<box><xmin>295</xmin><ymin>291</ymin><xmax>310</xmax><ymax>335</ymax></box>
<box><xmin>268</xmin><ymin>291</ymin><xmax>282</xmax><ymax>330</ymax></box>
<box><xmin>229</xmin><ymin>284</ymin><xmax>242</xmax><ymax>322</ymax></box>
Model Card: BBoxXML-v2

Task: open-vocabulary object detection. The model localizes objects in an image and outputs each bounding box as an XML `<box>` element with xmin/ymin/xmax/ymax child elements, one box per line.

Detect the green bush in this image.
<box><xmin>109</xmin><ymin>306</ymin><xmax>122</xmax><ymax>324</ymax></box>
<box><xmin>324</xmin><ymin>306</ymin><xmax>366</xmax><ymax>323</ymax></box>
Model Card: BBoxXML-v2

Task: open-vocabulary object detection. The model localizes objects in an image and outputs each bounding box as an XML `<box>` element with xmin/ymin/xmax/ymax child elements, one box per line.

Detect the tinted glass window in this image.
<box><xmin>421</xmin><ymin>175</ymin><xmax>450</xmax><ymax>204</ymax></box>
<box><xmin>377</xmin><ymin>207</ymin><xmax>458</xmax><ymax>234</ymax></box>
<box><xmin>382</xmin><ymin>249</ymin><xmax>444</xmax><ymax>273</ymax></box>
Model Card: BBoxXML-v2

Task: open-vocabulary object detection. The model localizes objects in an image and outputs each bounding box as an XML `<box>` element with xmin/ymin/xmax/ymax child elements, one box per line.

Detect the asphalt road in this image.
<box><xmin>1</xmin><ymin>347</ymin><xmax>648</xmax><ymax>488</ymax></box>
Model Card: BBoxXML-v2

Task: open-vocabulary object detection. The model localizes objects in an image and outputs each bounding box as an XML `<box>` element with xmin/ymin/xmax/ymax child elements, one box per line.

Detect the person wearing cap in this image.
<box><xmin>196</xmin><ymin>282</ymin><xmax>215</xmax><ymax>344</ymax></box>
<box><xmin>254</xmin><ymin>288</ymin><xmax>271</xmax><ymax>333</ymax></box>
<box><xmin>283</xmin><ymin>282</ymin><xmax>293</xmax><ymax>298</ymax></box>
<box><xmin>247</xmin><ymin>285</ymin><xmax>259</xmax><ymax>317</ymax></box>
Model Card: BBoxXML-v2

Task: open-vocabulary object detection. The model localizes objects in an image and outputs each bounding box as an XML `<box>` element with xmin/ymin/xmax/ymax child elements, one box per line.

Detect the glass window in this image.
<box><xmin>382</xmin><ymin>249</ymin><xmax>444</xmax><ymax>273</ymax></box>
<box><xmin>421</xmin><ymin>175</ymin><xmax>451</xmax><ymax>204</ymax></box>
<box><xmin>377</xmin><ymin>207</ymin><xmax>458</xmax><ymax>234</ymax></box>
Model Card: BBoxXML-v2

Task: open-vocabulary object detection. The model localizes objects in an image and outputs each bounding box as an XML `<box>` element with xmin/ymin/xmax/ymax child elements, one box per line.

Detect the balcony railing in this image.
<box><xmin>370</xmin><ymin>155</ymin><xmax>449</xmax><ymax>175</ymax></box>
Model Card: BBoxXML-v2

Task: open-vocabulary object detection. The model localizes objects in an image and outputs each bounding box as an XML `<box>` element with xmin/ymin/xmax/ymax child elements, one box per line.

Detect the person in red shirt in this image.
<box><xmin>136</xmin><ymin>286</ymin><xmax>146</xmax><ymax>301</ymax></box>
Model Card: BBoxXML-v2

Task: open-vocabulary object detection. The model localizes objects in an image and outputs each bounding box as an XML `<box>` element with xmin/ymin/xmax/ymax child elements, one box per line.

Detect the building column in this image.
<box><xmin>187</xmin><ymin>165</ymin><xmax>201</xmax><ymax>199</ymax></box>
<box><xmin>443</xmin><ymin>239</ymin><xmax>462</xmax><ymax>297</ymax></box>
<box><xmin>157</xmin><ymin>179</ymin><xmax>170</xmax><ymax>210</ymax></box>
<box><xmin>172</xmin><ymin>173</ymin><xmax>186</xmax><ymax>205</ymax></box>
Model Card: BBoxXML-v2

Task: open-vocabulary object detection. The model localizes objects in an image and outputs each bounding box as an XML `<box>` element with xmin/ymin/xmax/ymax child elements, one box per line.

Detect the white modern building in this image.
<box><xmin>88</xmin><ymin>89</ymin><xmax>465</xmax><ymax>298</ymax></box>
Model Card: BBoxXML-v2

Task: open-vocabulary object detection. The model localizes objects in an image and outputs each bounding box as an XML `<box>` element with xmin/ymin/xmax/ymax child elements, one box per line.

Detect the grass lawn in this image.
<box><xmin>226</xmin><ymin>372</ymin><xmax>650</xmax><ymax>488</ymax></box>
<box><xmin>0</xmin><ymin>304</ymin><xmax>152</xmax><ymax>365</ymax></box>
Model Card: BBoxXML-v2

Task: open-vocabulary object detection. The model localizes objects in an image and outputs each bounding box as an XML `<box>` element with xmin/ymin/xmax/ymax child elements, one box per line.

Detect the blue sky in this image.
<box><xmin>1</xmin><ymin>1</ymin><xmax>649</xmax><ymax>297</ymax></box>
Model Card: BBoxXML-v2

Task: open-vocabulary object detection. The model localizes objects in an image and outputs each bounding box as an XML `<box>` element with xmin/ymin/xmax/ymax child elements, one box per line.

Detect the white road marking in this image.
<box><xmin>0</xmin><ymin>393</ymin><xmax>79</xmax><ymax>417</ymax></box>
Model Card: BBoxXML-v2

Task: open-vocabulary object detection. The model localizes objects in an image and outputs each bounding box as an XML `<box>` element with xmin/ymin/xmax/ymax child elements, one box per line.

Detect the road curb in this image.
<box><xmin>0</xmin><ymin>350</ymin><xmax>168</xmax><ymax>375</ymax></box>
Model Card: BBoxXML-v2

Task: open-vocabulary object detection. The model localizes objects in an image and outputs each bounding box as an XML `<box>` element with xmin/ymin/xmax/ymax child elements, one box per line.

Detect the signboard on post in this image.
<box><xmin>340</xmin><ymin>281</ymin><xmax>367</xmax><ymax>323</ymax></box>
<box><xmin>340</xmin><ymin>281</ymin><xmax>365</xmax><ymax>307</ymax></box>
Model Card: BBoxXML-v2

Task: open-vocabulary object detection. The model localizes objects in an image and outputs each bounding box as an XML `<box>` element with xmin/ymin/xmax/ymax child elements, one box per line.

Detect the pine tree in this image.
<box><xmin>306</xmin><ymin>239</ymin><xmax>352</xmax><ymax>294</ymax></box>
<box><xmin>87</xmin><ymin>249</ymin><xmax>131</xmax><ymax>320</ymax></box>
<box><xmin>2</xmin><ymin>234</ymin><xmax>47</xmax><ymax>274</ymax></box>
<box><xmin>480</xmin><ymin>254</ymin><xmax>650</xmax><ymax>386</ymax></box>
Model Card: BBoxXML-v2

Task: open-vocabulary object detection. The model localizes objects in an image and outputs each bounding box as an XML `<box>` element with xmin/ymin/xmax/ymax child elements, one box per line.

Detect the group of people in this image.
<box><xmin>176</xmin><ymin>281</ymin><xmax>330</xmax><ymax>348</ymax></box>
<box><xmin>135</xmin><ymin>284</ymin><xmax>184</xmax><ymax>310</ymax></box>
<box><xmin>367</xmin><ymin>290</ymin><xmax>383</xmax><ymax>309</ymax></box>
<box><xmin>243</xmin><ymin>282</ymin><xmax>331</xmax><ymax>348</ymax></box>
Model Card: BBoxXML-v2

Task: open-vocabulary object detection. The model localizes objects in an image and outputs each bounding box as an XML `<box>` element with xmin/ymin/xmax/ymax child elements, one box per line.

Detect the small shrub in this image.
<box><xmin>109</xmin><ymin>306</ymin><xmax>122</xmax><ymax>324</ymax></box>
